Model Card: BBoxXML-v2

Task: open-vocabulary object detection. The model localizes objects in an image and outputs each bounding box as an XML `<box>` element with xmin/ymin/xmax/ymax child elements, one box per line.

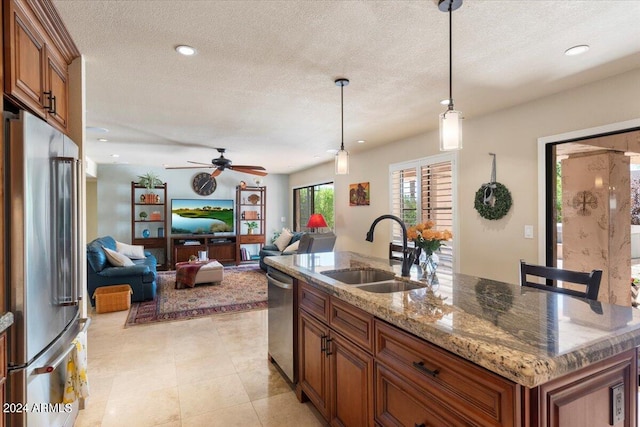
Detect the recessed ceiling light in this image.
<box><xmin>326</xmin><ymin>149</ymin><xmax>338</xmax><ymax>154</ymax></box>
<box><xmin>110</xmin><ymin>154</ymin><xmax>120</xmax><ymax>158</ymax></box>
<box><xmin>175</xmin><ymin>45</ymin><xmax>197</xmax><ymax>56</ymax></box>
<box><xmin>440</xmin><ymin>99</ymin><xmax>450</xmax><ymax>106</ymax></box>
<box><xmin>98</xmin><ymin>138</ymin><xmax>108</xmax><ymax>142</ymax></box>
<box><xmin>564</xmin><ymin>45</ymin><xmax>590</xmax><ymax>56</ymax></box>
<box><xmin>357</xmin><ymin>140</ymin><xmax>366</xmax><ymax>144</ymax></box>
<box><xmin>86</xmin><ymin>126</ymin><xmax>109</xmax><ymax>133</ymax></box>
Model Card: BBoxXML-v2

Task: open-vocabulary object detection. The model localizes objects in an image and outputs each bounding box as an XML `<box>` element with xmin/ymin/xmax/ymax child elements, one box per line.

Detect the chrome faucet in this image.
<box><xmin>365</xmin><ymin>214</ymin><xmax>414</xmax><ymax>277</ymax></box>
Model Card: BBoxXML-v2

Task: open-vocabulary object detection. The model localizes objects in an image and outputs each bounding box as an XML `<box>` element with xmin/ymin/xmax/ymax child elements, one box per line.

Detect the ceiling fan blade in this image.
<box><xmin>211</xmin><ymin>168</ymin><xmax>223</xmax><ymax>177</ymax></box>
<box><xmin>188</xmin><ymin>160</ymin><xmax>213</xmax><ymax>166</ymax></box>
<box><xmin>229</xmin><ymin>166</ymin><xmax>268</xmax><ymax>176</ymax></box>
<box><xmin>165</xmin><ymin>165</ymin><xmax>212</xmax><ymax>170</ymax></box>
<box><xmin>230</xmin><ymin>165</ymin><xmax>266</xmax><ymax>171</ymax></box>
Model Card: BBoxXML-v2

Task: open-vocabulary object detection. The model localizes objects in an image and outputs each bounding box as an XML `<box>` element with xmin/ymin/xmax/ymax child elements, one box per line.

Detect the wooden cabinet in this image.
<box><xmin>171</xmin><ymin>236</ymin><xmax>237</xmax><ymax>265</ymax></box>
<box><xmin>532</xmin><ymin>348</ymin><xmax>637</xmax><ymax>427</ymax></box>
<box><xmin>375</xmin><ymin>319</ymin><xmax>517</xmax><ymax>427</ymax></box>
<box><xmin>131</xmin><ymin>182</ymin><xmax>168</xmax><ymax>269</ymax></box>
<box><xmin>297</xmin><ymin>281</ymin><xmax>374</xmax><ymax>426</ymax></box>
<box><xmin>235</xmin><ymin>185</ymin><xmax>266</xmax><ymax>263</ymax></box>
<box><xmin>294</xmin><ymin>281</ymin><xmax>638</xmax><ymax>427</ymax></box>
<box><xmin>0</xmin><ymin>332</ymin><xmax>5</xmax><ymax>427</ymax></box>
<box><xmin>4</xmin><ymin>0</ymin><xmax>78</xmax><ymax>134</ymax></box>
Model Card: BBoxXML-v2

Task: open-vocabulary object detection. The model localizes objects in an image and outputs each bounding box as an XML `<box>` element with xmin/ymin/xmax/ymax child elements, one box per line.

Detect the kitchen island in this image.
<box><xmin>265</xmin><ymin>251</ymin><xmax>640</xmax><ymax>427</ymax></box>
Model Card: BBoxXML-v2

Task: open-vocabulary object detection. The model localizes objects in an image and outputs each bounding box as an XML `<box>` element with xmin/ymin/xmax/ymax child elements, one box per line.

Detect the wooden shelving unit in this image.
<box><xmin>235</xmin><ymin>185</ymin><xmax>266</xmax><ymax>264</ymax></box>
<box><xmin>131</xmin><ymin>182</ymin><xmax>168</xmax><ymax>270</ymax></box>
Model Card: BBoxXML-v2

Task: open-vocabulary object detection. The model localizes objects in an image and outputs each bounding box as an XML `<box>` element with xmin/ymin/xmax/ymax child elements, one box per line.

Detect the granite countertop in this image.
<box><xmin>265</xmin><ymin>251</ymin><xmax>640</xmax><ymax>388</ymax></box>
<box><xmin>0</xmin><ymin>312</ymin><xmax>14</xmax><ymax>334</ymax></box>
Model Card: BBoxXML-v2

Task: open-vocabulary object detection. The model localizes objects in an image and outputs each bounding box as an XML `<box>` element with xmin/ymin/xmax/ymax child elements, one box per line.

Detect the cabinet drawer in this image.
<box><xmin>299</xmin><ymin>281</ymin><xmax>330</xmax><ymax>322</ymax></box>
<box><xmin>375</xmin><ymin>320</ymin><xmax>516</xmax><ymax>427</ymax></box>
<box><xmin>239</xmin><ymin>234</ymin><xmax>265</xmax><ymax>244</ymax></box>
<box><xmin>329</xmin><ymin>297</ymin><xmax>374</xmax><ymax>352</ymax></box>
<box><xmin>375</xmin><ymin>363</ymin><xmax>472</xmax><ymax>427</ymax></box>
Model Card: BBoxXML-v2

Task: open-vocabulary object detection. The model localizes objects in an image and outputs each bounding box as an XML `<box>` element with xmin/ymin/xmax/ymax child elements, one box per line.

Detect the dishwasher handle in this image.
<box><xmin>267</xmin><ymin>273</ymin><xmax>293</xmax><ymax>290</ymax></box>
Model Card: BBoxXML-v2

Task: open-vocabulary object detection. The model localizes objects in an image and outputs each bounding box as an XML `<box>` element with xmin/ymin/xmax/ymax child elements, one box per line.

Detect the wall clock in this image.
<box><xmin>191</xmin><ymin>172</ymin><xmax>217</xmax><ymax>196</ymax></box>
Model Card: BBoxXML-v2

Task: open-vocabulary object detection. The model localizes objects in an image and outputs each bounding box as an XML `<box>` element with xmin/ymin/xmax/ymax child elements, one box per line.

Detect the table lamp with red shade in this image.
<box><xmin>306</xmin><ymin>213</ymin><xmax>328</xmax><ymax>232</ymax></box>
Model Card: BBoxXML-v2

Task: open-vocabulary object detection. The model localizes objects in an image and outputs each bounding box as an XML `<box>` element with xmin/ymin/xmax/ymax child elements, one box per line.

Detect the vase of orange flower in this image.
<box><xmin>407</xmin><ymin>221</ymin><xmax>452</xmax><ymax>279</ymax></box>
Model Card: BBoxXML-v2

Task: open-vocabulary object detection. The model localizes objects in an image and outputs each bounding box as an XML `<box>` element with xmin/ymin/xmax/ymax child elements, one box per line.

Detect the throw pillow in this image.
<box><xmin>103</xmin><ymin>246</ymin><xmax>134</xmax><ymax>267</ymax></box>
<box><xmin>116</xmin><ymin>241</ymin><xmax>146</xmax><ymax>259</ymax></box>
<box><xmin>282</xmin><ymin>240</ymin><xmax>300</xmax><ymax>254</ymax></box>
<box><xmin>274</xmin><ymin>228</ymin><xmax>293</xmax><ymax>252</ymax></box>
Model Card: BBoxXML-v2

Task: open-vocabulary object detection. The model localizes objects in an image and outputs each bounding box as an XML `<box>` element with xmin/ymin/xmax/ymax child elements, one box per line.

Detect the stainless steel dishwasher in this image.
<box><xmin>267</xmin><ymin>266</ymin><xmax>295</xmax><ymax>382</ymax></box>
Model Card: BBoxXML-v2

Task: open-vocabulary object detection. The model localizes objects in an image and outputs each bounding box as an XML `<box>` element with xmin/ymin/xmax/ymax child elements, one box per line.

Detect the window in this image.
<box><xmin>390</xmin><ymin>154</ymin><xmax>455</xmax><ymax>273</ymax></box>
<box><xmin>293</xmin><ymin>182</ymin><xmax>334</xmax><ymax>231</ymax></box>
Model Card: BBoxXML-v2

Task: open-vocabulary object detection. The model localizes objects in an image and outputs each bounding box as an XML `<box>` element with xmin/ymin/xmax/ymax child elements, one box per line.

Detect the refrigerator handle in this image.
<box><xmin>53</xmin><ymin>156</ymin><xmax>79</xmax><ymax>306</ymax></box>
<box><xmin>33</xmin><ymin>318</ymin><xmax>91</xmax><ymax>375</ymax></box>
<box><xmin>71</xmin><ymin>158</ymin><xmax>82</xmax><ymax>303</ymax></box>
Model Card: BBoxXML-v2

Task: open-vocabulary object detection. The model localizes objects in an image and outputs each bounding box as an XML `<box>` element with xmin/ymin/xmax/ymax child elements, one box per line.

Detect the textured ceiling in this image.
<box><xmin>53</xmin><ymin>0</ymin><xmax>640</xmax><ymax>174</ymax></box>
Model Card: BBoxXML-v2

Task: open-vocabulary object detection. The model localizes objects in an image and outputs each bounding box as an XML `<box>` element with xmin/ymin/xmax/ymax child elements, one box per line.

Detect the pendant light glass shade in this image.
<box><xmin>334</xmin><ymin>78</ymin><xmax>350</xmax><ymax>175</ymax></box>
<box><xmin>335</xmin><ymin>148</ymin><xmax>349</xmax><ymax>174</ymax></box>
<box><xmin>439</xmin><ymin>109</ymin><xmax>463</xmax><ymax>151</ymax></box>
<box><xmin>438</xmin><ymin>0</ymin><xmax>463</xmax><ymax>152</ymax></box>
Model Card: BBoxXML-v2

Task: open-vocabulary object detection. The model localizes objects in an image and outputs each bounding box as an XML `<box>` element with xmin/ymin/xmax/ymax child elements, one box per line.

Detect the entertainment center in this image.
<box><xmin>168</xmin><ymin>185</ymin><xmax>266</xmax><ymax>266</ymax></box>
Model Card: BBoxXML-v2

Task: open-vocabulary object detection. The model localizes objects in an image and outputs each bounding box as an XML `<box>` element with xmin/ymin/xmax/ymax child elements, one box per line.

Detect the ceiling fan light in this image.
<box><xmin>439</xmin><ymin>109</ymin><xmax>463</xmax><ymax>151</ymax></box>
<box><xmin>335</xmin><ymin>148</ymin><xmax>349</xmax><ymax>175</ymax></box>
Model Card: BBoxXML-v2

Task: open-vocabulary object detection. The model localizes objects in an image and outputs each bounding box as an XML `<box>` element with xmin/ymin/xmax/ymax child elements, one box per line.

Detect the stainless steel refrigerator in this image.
<box><xmin>4</xmin><ymin>110</ymin><xmax>88</xmax><ymax>427</ymax></box>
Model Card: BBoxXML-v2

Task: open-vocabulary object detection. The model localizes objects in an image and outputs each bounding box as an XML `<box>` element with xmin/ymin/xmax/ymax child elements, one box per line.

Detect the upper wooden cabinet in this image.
<box><xmin>4</xmin><ymin>0</ymin><xmax>78</xmax><ymax>134</ymax></box>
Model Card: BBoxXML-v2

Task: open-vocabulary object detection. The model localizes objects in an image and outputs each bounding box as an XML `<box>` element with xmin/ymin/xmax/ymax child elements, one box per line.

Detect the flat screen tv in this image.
<box><xmin>171</xmin><ymin>199</ymin><xmax>234</xmax><ymax>234</ymax></box>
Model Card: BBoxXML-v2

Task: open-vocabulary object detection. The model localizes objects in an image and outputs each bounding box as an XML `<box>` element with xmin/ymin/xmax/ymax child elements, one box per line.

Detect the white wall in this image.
<box><xmin>290</xmin><ymin>68</ymin><xmax>640</xmax><ymax>284</ymax></box>
<box><xmin>93</xmin><ymin>165</ymin><xmax>289</xmax><ymax>246</ymax></box>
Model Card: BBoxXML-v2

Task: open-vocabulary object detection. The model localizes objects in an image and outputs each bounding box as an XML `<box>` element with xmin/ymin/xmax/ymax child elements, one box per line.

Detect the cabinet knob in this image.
<box><xmin>414</xmin><ymin>424</ymin><xmax>426</xmax><ymax>427</ymax></box>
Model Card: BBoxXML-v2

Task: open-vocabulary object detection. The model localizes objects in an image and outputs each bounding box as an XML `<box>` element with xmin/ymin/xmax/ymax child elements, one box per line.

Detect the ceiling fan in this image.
<box><xmin>166</xmin><ymin>148</ymin><xmax>268</xmax><ymax>177</ymax></box>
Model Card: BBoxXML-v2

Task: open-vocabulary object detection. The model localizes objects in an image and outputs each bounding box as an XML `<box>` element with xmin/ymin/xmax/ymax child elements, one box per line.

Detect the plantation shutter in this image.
<box><xmin>421</xmin><ymin>161</ymin><xmax>453</xmax><ymax>274</ymax></box>
<box><xmin>390</xmin><ymin>157</ymin><xmax>454</xmax><ymax>275</ymax></box>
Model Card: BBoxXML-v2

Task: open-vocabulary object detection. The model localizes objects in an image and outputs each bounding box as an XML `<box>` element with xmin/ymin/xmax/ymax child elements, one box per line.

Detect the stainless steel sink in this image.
<box><xmin>321</xmin><ymin>268</ymin><xmax>396</xmax><ymax>285</ymax></box>
<box><xmin>357</xmin><ymin>281</ymin><xmax>428</xmax><ymax>293</ymax></box>
<box><xmin>321</xmin><ymin>268</ymin><xmax>429</xmax><ymax>293</ymax></box>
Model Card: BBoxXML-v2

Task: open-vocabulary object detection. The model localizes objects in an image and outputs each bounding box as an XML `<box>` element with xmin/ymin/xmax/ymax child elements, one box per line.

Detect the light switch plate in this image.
<box><xmin>524</xmin><ymin>225</ymin><xmax>534</xmax><ymax>239</ymax></box>
<box><xmin>610</xmin><ymin>382</ymin><xmax>624</xmax><ymax>425</ymax></box>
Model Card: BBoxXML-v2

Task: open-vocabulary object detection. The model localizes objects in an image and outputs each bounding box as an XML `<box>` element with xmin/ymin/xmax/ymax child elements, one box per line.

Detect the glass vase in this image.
<box><xmin>419</xmin><ymin>250</ymin><xmax>439</xmax><ymax>279</ymax></box>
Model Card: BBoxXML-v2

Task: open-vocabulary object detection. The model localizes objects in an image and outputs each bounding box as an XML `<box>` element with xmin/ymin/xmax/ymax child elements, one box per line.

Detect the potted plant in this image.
<box><xmin>246</xmin><ymin>221</ymin><xmax>258</xmax><ymax>234</ymax></box>
<box><xmin>137</xmin><ymin>172</ymin><xmax>163</xmax><ymax>204</ymax></box>
<box><xmin>139</xmin><ymin>211</ymin><xmax>148</xmax><ymax>221</ymax></box>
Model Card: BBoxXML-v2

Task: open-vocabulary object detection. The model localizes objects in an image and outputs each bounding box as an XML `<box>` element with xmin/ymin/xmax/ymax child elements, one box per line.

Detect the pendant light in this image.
<box><xmin>439</xmin><ymin>0</ymin><xmax>463</xmax><ymax>151</ymax></box>
<box><xmin>335</xmin><ymin>78</ymin><xmax>350</xmax><ymax>175</ymax></box>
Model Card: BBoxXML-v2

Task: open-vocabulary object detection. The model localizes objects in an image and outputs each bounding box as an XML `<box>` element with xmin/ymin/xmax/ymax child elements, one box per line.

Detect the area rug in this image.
<box><xmin>125</xmin><ymin>264</ymin><xmax>267</xmax><ymax>326</ymax></box>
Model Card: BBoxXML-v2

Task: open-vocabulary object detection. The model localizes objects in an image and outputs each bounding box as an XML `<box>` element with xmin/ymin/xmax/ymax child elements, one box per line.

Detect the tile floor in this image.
<box><xmin>75</xmin><ymin>308</ymin><xmax>327</xmax><ymax>427</ymax></box>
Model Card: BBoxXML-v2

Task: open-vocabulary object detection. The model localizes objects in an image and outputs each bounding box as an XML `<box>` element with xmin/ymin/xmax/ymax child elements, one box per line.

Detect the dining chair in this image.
<box><xmin>389</xmin><ymin>242</ymin><xmax>405</xmax><ymax>261</ymax></box>
<box><xmin>519</xmin><ymin>260</ymin><xmax>602</xmax><ymax>301</ymax></box>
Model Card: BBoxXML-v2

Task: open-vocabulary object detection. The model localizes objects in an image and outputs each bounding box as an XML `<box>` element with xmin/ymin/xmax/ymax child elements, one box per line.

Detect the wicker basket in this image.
<box><xmin>93</xmin><ymin>285</ymin><xmax>132</xmax><ymax>314</ymax></box>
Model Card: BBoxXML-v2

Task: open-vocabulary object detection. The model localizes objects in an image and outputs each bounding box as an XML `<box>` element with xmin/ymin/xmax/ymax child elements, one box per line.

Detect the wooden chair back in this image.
<box><xmin>519</xmin><ymin>260</ymin><xmax>602</xmax><ymax>300</ymax></box>
<box><xmin>389</xmin><ymin>243</ymin><xmax>404</xmax><ymax>261</ymax></box>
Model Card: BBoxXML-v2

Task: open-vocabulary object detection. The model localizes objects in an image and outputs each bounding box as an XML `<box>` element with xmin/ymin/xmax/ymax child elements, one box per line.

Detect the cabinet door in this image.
<box><xmin>329</xmin><ymin>332</ymin><xmax>374</xmax><ymax>427</ymax></box>
<box><xmin>5</xmin><ymin>0</ymin><xmax>46</xmax><ymax>117</ymax></box>
<box><xmin>375</xmin><ymin>363</ymin><xmax>472</xmax><ymax>427</ymax></box>
<box><xmin>298</xmin><ymin>311</ymin><xmax>330</xmax><ymax>419</ymax></box>
<box><xmin>209</xmin><ymin>244</ymin><xmax>235</xmax><ymax>263</ymax></box>
<box><xmin>535</xmin><ymin>348</ymin><xmax>637</xmax><ymax>427</ymax></box>
<box><xmin>174</xmin><ymin>245</ymin><xmax>205</xmax><ymax>263</ymax></box>
<box><xmin>45</xmin><ymin>46</ymin><xmax>68</xmax><ymax>132</ymax></box>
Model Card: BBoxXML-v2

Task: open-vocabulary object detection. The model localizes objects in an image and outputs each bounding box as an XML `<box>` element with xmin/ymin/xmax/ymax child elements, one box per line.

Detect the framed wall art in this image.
<box><xmin>349</xmin><ymin>182</ymin><xmax>370</xmax><ymax>206</ymax></box>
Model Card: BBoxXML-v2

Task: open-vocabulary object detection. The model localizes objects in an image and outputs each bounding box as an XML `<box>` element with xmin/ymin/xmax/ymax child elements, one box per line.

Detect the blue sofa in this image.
<box><xmin>86</xmin><ymin>236</ymin><xmax>157</xmax><ymax>306</ymax></box>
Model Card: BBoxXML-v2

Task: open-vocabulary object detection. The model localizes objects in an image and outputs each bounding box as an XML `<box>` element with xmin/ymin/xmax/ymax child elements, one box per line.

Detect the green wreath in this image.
<box><xmin>474</xmin><ymin>182</ymin><xmax>512</xmax><ymax>220</ymax></box>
